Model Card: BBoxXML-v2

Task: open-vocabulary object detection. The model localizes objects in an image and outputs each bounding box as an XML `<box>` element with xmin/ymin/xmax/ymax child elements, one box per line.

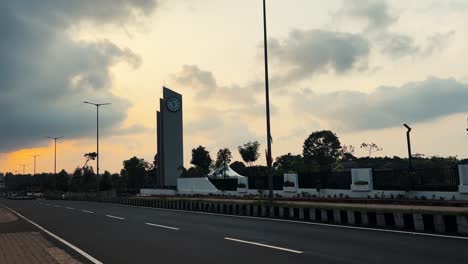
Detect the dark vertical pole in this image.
<box><xmin>263</xmin><ymin>0</ymin><xmax>273</xmax><ymax>201</ymax></box>
<box><xmin>404</xmin><ymin>124</ymin><xmax>413</xmax><ymax>171</ymax></box>
<box><xmin>97</xmin><ymin>105</ymin><xmax>100</xmax><ymax>178</ymax></box>
<box><xmin>54</xmin><ymin>139</ymin><xmax>57</xmax><ymax>175</ymax></box>
<box><xmin>33</xmin><ymin>156</ymin><xmax>36</xmax><ymax>175</ymax></box>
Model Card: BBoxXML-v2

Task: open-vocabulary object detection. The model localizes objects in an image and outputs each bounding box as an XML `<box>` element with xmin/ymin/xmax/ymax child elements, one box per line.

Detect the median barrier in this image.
<box><xmin>49</xmin><ymin>195</ymin><xmax>468</xmax><ymax>236</ymax></box>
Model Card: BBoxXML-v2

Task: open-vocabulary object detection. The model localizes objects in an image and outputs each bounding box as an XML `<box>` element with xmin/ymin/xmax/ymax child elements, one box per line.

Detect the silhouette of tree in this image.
<box><xmin>215</xmin><ymin>148</ymin><xmax>232</xmax><ymax>178</ymax></box>
<box><xmin>339</xmin><ymin>145</ymin><xmax>357</xmax><ymax>162</ymax></box>
<box><xmin>360</xmin><ymin>142</ymin><xmax>382</xmax><ymax>157</ymax></box>
<box><xmin>190</xmin><ymin>145</ymin><xmax>212</xmax><ymax>176</ymax></box>
<box><xmin>99</xmin><ymin>170</ymin><xmax>112</xmax><ymax>191</ymax></box>
<box><xmin>230</xmin><ymin>161</ymin><xmax>247</xmax><ymax>175</ymax></box>
<box><xmin>83</xmin><ymin>152</ymin><xmax>98</xmax><ymax>167</ymax></box>
<box><xmin>303</xmin><ymin>130</ymin><xmax>342</xmax><ymax>169</ymax></box>
<box><xmin>238</xmin><ymin>141</ymin><xmax>260</xmax><ymax>166</ymax></box>
<box><xmin>273</xmin><ymin>153</ymin><xmax>304</xmax><ymax>173</ymax></box>
<box><xmin>56</xmin><ymin>169</ymin><xmax>69</xmax><ymax>192</ymax></box>
<box><xmin>121</xmin><ymin>156</ymin><xmax>149</xmax><ymax>191</ymax></box>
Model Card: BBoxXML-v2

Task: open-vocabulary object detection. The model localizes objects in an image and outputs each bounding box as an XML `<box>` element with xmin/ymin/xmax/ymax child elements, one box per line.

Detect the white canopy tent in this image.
<box><xmin>208</xmin><ymin>166</ymin><xmax>247</xmax><ymax>179</ymax></box>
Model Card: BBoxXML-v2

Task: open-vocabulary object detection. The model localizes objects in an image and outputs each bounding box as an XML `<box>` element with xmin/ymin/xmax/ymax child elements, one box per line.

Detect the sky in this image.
<box><xmin>1</xmin><ymin>0</ymin><xmax>468</xmax><ymax>174</ymax></box>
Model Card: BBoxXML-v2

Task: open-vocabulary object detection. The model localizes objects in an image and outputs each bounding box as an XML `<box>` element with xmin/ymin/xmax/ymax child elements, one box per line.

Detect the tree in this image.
<box><xmin>360</xmin><ymin>142</ymin><xmax>382</xmax><ymax>157</ymax></box>
<box><xmin>238</xmin><ymin>141</ymin><xmax>260</xmax><ymax>166</ymax></box>
<box><xmin>99</xmin><ymin>171</ymin><xmax>112</xmax><ymax>191</ymax></box>
<box><xmin>121</xmin><ymin>156</ymin><xmax>149</xmax><ymax>191</ymax></box>
<box><xmin>81</xmin><ymin>166</ymin><xmax>98</xmax><ymax>192</ymax></box>
<box><xmin>69</xmin><ymin>167</ymin><xmax>83</xmax><ymax>192</ymax></box>
<box><xmin>56</xmin><ymin>169</ymin><xmax>69</xmax><ymax>192</ymax></box>
<box><xmin>83</xmin><ymin>152</ymin><xmax>97</xmax><ymax>167</ymax></box>
<box><xmin>273</xmin><ymin>153</ymin><xmax>304</xmax><ymax>173</ymax></box>
<box><xmin>303</xmin><ymin>130</ymin><xmax>342</xmax><ymax>168</ymax></box>
<box><xmin>339</xmin><ymin>145</ymin><xmax>357</xmax><ymax>162</ymax></box>
<box><xmin>215</xmin><ymin>148</ymin><xmax>232</xmax><ymax>178</ymax></box>
<box><xmin>111</xmin><ymin>173</ymin><xmax>126</xmax><ymax>194</ymax></box>
<box><xmin>190</xmin><ymin>145</ymin><xmax>212</xmax><ymax>175</ymax></box>
<box><xmin>230</xmin><ymin>161</ymin><xmax>246</xmax><ymax>175</ymax></box>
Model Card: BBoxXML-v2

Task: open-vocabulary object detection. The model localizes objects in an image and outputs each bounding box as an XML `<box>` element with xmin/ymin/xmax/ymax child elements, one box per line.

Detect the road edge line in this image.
<box><xmin>0</xmin><ymin>203</ymin><xmax>103</xmax><ymax>264</ymax></box>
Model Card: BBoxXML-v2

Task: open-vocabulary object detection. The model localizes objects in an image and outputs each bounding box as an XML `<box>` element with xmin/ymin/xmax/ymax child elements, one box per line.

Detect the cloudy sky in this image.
<box><xmin>1</xmin><ymin>0</ymin><xmax>468</xmax><ymax>174</ymax></box>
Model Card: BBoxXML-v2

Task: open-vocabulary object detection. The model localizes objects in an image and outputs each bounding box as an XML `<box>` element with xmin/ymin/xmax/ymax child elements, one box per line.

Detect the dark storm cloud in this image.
<box><xmin>268</xmin><ymin>29</ymin><xmax>370</xmax><ymax>83</ymax></box>
<box><xmin>294</xmin><ymin>77</ymin><xmax>468</xmax><ymax>131</ymax></box>
<box><xmin>0</xmin><ymin>0</ymin><xmax>157</xmax><ymax>152</ymax></box>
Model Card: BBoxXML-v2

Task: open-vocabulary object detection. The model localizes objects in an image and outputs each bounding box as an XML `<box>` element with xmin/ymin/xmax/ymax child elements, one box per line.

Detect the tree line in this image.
<box><xmin>1</xmin><ymin>130</ymin><xmax>463</xmax><ymax>193</ymax></box>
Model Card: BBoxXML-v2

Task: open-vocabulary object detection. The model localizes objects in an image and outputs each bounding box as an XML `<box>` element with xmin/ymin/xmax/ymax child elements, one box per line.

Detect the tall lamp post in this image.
<box><xmin>19</xmin><ymin>164</ymin><xmax>27</xmax><ymax>175</ymax></box>
<box><xmin>404</xmin><ymin>124</ymin><xmax>413</xmax><ymax>171</ymax></box>
<box><xmin>30</xmin><ymin>155</ymin><xmax>40</xmax><ymax>175</ymax></box>
<box><xmin>262</xmin><ymin>0</ymin><xmax>274</xmax><ymax>201</ymax></box>
<box><xmin>47</xmin><ymin>136</ymin><xmax>63</xmax><ymax>175</ymax></box>
<box><xmin>83</xmin><ymin>101</ymin><xmax>111</xmax><ymax>178</ymax></box>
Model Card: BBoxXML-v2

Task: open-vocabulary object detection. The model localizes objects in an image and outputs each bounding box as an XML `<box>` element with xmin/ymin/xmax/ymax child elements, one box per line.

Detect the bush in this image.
<box><xmin>283</xmin><ymin>181</ymin><xmax>295</xmax><ymax>187</ymax></box>
<box><xmin>353</xmin><ymin>181</ymin><xmax>369</xmax><ymax>185</ymax></box>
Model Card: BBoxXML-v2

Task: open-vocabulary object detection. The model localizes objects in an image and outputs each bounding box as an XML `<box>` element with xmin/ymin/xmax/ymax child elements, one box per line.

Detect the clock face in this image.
<box><xmin>166</xmin><ymin>97</ymin><xmax>181</xmax><ymax>112</ymax></box>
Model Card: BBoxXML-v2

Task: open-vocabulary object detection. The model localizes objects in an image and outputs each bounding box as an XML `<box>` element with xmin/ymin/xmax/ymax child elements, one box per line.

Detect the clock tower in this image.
<box><xmin>156</xmin><ymin>87</ymin><xmax>183</xmax><ymax>187</ymax></box>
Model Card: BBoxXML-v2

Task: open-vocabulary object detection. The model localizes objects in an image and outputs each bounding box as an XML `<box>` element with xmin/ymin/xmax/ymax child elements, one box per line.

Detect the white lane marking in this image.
<box><xmin>82</xmin><ymin>210</ymin><xmax>94</xmax><ymax>214</ymax></box>
<box><xmin>0</xmin><ymin>203</ymin><xmax>102</xmax><ymax>264</ymax></box>
<box><xmin>105</xmin><ymin>214</ymin><xmax>125</xmax><ymax>220</ymax></box>
<box><xmin>145</xmin><ymin>222</ymin><xmax>179</xmax><ymax>230</ymax></box>
<box><xmin>107</xmin><ymin>202</ymin><xmax>468</xmax><ymax>241</ymax></box>
<box><xmin>53</xmin><ymin>205</ymin><xmax>61</xmax><ymax>208</ymax></box>
<box><xmin>45</xmin><ymin>203</ymin><xmax>51</xmax><ymax>206</ymax></box>
<box><xmin>225</xmin><ymin>237</ymin><xmax>303</xmax><ymax>254</ymax></box>
<box><xmin>39</xmin><ymin>203</ymin><xmax>43</xmax><ymax>205</ymax></box>
<box><xmin>65</xmin><ymin>207</ymin><xmax>75</xmax><ymax>210</ymax></box>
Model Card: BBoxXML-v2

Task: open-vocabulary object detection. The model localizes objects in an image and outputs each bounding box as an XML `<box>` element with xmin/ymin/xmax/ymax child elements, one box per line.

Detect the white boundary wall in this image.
<box><xmin>139</xmin><ymin>166</ymin><xmax>468</xmax><ymax>200</ymax></box>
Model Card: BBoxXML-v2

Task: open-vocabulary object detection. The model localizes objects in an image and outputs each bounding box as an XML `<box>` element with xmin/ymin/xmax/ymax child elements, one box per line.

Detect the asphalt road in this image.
<box><xmin>1</xmin><ymin>198</ymin><xmax>468</xmax><ymax>264</ymax></box>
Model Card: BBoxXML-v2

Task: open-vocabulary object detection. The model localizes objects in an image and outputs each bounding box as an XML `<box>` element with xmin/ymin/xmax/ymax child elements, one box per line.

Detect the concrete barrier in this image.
<box><xmin>59</xmin><ymin>196</ymin><xmax>468</xmax><ymax>236</ymax></box>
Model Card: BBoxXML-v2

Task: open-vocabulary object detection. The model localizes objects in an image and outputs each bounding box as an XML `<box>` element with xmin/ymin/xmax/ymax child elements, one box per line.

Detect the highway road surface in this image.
<box><xmin>1</xmin><ymin>198</ymin><xmax>468</xmax><ymax>264</ymax></box>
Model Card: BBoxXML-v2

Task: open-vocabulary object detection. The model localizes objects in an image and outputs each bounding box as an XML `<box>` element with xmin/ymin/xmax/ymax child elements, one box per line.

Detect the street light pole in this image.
<box><xmin>47</xmin><ymin>136</ymin><xmax>63</xmax><ymax>175</ymax></box>
<box><xmin>262</xmin><ymin>0</ymin><xmax>274</xmax><ymax>202</ymax></box>
<box><xmin>30</xmin><ymin>155</ymin><xmax>40</xmax><ymax>175</ymax></box>
<box><xmin>19</xmin><ymin>164</ymin><xmax>27</xmax><ymax>175</ymax></box>
<box><xmin>404</xmin><ymin>124</ymin><xmax>413</xmax><ymax>171</ymax></box>
<box><xmin>84</xmin><ymin>101</ymin><xmax>111</xmax><ymax>178</ymax></box>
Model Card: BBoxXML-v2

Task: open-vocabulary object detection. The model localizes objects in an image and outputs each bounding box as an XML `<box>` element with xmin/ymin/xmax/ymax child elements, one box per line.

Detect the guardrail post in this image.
<box><xmin>434</xmin><ymin>215</ymin><xmax>445</xmax><ymax>233</ymax></box>
<box><xmin>260</xmin><ymin>205</ymin><xmax>266</xmax><ymax>217</ymax></box>
<box><xmin>347</xmin><ymin>211</ymin><xmax>355</xmax><ymax>225</ymax></box>
<box><xmin>269</xmin><ymin>206</ymin><xmax>275</xmax><ymax>217</ymax></box>
<box><xmin>289</xmin><ymin>208</ymin><xmax>295</xmax><ymax>219</ymax></box>
<box><xmin>457</xmin><ymin>215</ymin><xmax>468</xmax><ymax>234</ymax></box>
<box><xmin>333</xmin><ymin>210</ymin><xmax>341</xmax><ymax>224</ymax></box>
<box><xmin>361</xmin><ymin>212</ymin><xmax>369</xmax><ymax>225</ymax></box>
<box><xmin>279</xmin><ymin>207</ymin><xmax>284</xmax><ymax>218</ymax></box>
<box><xmin>310</xmin><ymin>208</ymin><xmax>316</xmax><ymax>221</ymax></box>
<box><xmin>413</xmin><ymin>214</ymin><xmax>424</xmax><ymax>231</ymax></box>
<box><xmin>376</xmin><ymin>213</ymin><xmax>386</xmax><ymax>227</ymax></box>
<box><xmin>321</xmin><ymin>209</ymin><xmax>328</xmax><ymax>222</ymax></box>
<box><xmin>298</xmin><ymin>208</ymin><xmax>304</xmax><ymax>220</ymax></box>
<box><xmin>394</xmin><ymin>213</ymin><xmax>405</xmax><ymax>229</ymax></box>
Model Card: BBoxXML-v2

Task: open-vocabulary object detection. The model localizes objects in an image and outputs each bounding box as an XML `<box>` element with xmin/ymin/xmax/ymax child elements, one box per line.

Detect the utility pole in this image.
<box><xmin>47</xmin><ymin>136</ymin><xmax>63</xmax><ymax>175</ymax></box>
<box><xmin>30</xmin><ymin>155</ymin><xmax>40</xmax><ymax>175</ymax></box>
<box><xmin>84</xmin><ymin>101</ymin><xmax>111</xmax><ymax>178</ymax></box>
<box><xmin>262</xmin><ymin>0</ymin><xmax>274</xmax><ymax>202</ymax></box>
